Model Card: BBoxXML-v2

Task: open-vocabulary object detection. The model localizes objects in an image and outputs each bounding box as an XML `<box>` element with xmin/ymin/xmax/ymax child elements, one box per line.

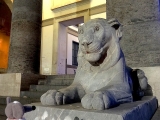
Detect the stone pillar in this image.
<box><xmin>8</xmin><ymin>0</ymin><xmax>42</xmax><ymax>73</ymax></box>
<box><xmin>106</xmin><ymin>0</ymin><xmax>160</xmax><ymax>67</ymax></box>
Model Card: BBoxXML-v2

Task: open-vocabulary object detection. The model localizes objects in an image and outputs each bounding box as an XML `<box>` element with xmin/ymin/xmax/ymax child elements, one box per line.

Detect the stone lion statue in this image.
<box><xmin>41</xmin><ymin>18</ymin><xmax>148</xmax><ymax>110</ymax></box>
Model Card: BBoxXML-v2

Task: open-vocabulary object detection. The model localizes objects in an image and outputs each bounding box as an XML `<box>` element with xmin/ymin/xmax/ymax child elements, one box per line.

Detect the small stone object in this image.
<box><xmin>40</xmin><ymin>18</ymin><xmax>148</xmax><ymax>110</ymax></box>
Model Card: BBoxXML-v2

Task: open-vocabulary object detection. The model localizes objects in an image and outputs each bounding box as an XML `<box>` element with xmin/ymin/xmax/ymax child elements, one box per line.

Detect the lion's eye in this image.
<box><xmin>78</xmin><ymin>29</ymin><xmax>83</xmax><ymax>34</ymax></box>
<box><xmin>95</xmin><ymin>26</ymin><xmax>99</xmax><ymax>31</ymax></box>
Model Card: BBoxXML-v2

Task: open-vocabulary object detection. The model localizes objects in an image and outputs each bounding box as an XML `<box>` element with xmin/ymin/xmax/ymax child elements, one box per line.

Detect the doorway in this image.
<box><xmin>57</xmin><ymin>17</ymin><xmax>84</xmax><ymax>74</ymax></box>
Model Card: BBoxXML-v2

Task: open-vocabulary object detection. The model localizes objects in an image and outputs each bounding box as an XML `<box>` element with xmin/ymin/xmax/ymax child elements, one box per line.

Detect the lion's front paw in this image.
<box><xmin>81</xmin><ymin>91</ymin><xmax>114</xmax><ymax>110</ymax></box>
<box><xmin>40</xmin><ymin>90</ymin><xmax>65</xmax><ymax>105</ymax></box>
<box><xmin>81</xmin><ymin>93</ymin><xmax>94</xmax><ymax>109</ymax></box>
<box><xmin>92</xmin><ymin>91</ymin><xmax>111</xmax><ymax>110</ymax></box>
<box><xmin>40</xmin><ymin>90</ymin><xmax>57</xmax><ymax>105</ymax></box>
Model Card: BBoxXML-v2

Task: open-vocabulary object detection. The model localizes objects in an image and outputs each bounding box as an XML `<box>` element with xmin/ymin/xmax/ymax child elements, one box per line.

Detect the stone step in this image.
<box><xmin>38</xmin><ymin>80</ymin><xmax>47</xmax><ymax>85</ymax></box>
<box><xmin>0</xmin><ymin>96</ymin><xmax>40</xmax><ymax>105</ymax></box>
<box><xmin>30</xmin><ymin>85</ymin><xmax>68</xmax><ymax>92</ymax></box>
<box><xmin>151</xmin><ymin>107</ymin><xmax>160</xmax><ymax>120</ymax></box>
<box><xmin>38</xmin><ymin>75</ymin><xmax>74</xmax><ymax>85</ymax></box>
<box><xmin>0</xmin><ymin>115</ymin><xmax>7</xmax><ymax>120</ymax></box>
<box><xmin>45</xmin><ymin>79</ymin><xmax>73</xmax><ymax>85</ymax></box>
<box><xmin>20</xmin><ymin>91</ymin><xmax>44</xmax><ymax>99</ymax></box>
<box><xmin>46</xmin><ymin>74</ymin><xmax>75</xmax><ymax>79</ymax></box>
<box><xmin>0</xmin><ymin>104</ymin><xmax>5</xmax><ymax>116</ymax></box>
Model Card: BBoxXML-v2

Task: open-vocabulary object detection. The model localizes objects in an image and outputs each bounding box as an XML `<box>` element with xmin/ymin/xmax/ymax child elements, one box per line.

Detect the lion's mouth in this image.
<box><xmin>85</xmin><ymin>48</ymin><xmax>103</xmax><ymax>55</ymax></box>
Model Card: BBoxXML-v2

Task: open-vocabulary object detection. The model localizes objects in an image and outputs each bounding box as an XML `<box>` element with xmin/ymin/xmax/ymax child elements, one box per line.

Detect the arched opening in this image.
<box><xmin>0</xmin><ymin>0</ymin><xmax>11</xmax><ymax>72</ymax></box>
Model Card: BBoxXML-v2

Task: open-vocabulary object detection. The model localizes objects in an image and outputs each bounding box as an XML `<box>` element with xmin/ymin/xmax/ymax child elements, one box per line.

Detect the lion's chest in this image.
<box><xmin>74</xmin><ymin>59</ymin><xmax>127</xmax><ymax>92</ymax></box>
<box><xmin>76</xmin><ymin>67</ymin><xmax>116</xmax><ymax>92</ymax></box>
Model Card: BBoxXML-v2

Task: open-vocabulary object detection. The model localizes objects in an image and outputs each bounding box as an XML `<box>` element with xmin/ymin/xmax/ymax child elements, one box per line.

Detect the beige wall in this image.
<box><xmin>42</xmin><ymin>0</ymin><xmax>54</xmax><ymax>20</ymax></box>
<box><xmin>52</xmin><ymin>0</ymin><xmax>82</xmax><ymax>9</ymax></box>
<box><xmin>90</xmin><ymin>12</ymin><xmax>106</xmax><ymax>19</ymax></box>
<box><xmin>40</xmin><ymin>25</ymin><xmax>54</xmax><ymax>75</ymax></box>
<box><xmin>42</xmin><ymin>0</ymin><xmax>106</xmax><ymax>20</ymax></box>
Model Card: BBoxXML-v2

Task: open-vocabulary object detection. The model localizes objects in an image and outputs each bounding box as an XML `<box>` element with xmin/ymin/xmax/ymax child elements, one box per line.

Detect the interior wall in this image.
<box><xmin>0</xmin><ymin>33</ymin><xmax>9</xmax><ymax>69</ymax></box>
<box><xmin>67</xmin><ymin>33</ymin><xmax>79</xmax><ymax>65</ymax></box>
<box><xmin>57</xmin><ymin>23</ymin><xmax>67</xmax><ymax>74</ymax></box>
<box><xmin>0</xmin><ymin>0</ymin><xmax>11</xmax><ymax>72</ymax></box>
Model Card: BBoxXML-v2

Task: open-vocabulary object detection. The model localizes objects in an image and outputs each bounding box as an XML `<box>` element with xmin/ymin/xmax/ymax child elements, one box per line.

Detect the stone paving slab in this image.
<box><xmin>24</xmin><ymin>96</ymin><xmax>157</xmax><ymax>120</ymax></box>
<box><xmin>152</xmin><ymin>107</ymin><xmax>160</xmax><ymax>120</ymax></box>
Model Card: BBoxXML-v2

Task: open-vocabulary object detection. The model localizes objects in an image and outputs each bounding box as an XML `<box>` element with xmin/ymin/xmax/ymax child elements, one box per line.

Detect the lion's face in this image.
<box><xmin>78</xmin><ymin>19</ymin><xmax>114</xmax><ymax>63</ymax></box>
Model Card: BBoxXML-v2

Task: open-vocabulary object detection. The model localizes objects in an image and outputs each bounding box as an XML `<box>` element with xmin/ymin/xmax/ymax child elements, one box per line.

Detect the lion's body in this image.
<box><xmin>41</xmin><ymin>18</ymin><xmax>147</xmax><ymax>110</ymax></box>
<box><xmin>73</xmin><ymin>18</ymin><xmax>131</xmax><ymax>93</ymax></box>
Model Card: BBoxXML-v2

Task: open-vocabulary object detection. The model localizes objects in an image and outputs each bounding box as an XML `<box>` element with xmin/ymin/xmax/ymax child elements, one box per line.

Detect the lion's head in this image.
<box><xmin>78</xmin><ymin>18</ymin><xmax>123</xmax><ymax>66</ymax></box>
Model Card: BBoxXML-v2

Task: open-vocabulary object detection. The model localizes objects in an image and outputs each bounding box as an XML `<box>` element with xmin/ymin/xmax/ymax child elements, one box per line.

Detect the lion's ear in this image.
<box><xmin>108</xmin><ymin>18</ymin><xmax>123</xmax><ymax>40</ymax></box>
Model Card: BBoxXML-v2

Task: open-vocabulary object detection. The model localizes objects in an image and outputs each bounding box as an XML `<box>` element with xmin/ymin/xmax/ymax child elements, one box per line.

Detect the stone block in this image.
<box><xmin>133</xmin><ymin>66</ymin><xmax>160</xmax><ymax>105</ymax></box>
<box><xmin>24</xmin><ymin>96</ymin><xmax>157</xmax><ymax>120</ymax></box>
<box><xmin>120</xmin><ymin>21</ymin><xmax>160</xmax><ymax>67</ymax></box>
<box><xmin>152</xmin><ymin>107</ymin><xmax>160</xmax><ymax>120</ymax></box>
<box><xmin>106</xmin><ymin>0</ymin><xmax>160</xmax><ymax>25</ymax></box>
<box><xmin>0</xmin><ymin>73</ymin><xmax>21</xmax><ymax>97</ymax></box>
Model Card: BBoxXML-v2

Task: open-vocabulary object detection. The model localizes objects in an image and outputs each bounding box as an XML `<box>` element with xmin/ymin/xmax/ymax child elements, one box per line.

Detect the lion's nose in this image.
<box><xmin>82</xmin><ymin>42</ymin><xmax>92</xmax><ymax>50</ymax></box>
<box><xmin>82</xmin><ymin>41</ymin><xmax>92</xmax><ymax>46</ymax></box>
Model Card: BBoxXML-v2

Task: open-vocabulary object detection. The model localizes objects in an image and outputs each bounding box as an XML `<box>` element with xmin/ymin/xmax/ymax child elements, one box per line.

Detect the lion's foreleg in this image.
<box><xmin>94</xmin><ymin>84</ymin><xmax>133</xmax><ymax>109</ymax></box>
<box><xmin>81</xmin><ymin>84</ymin><xmax>133</xmax><ymax>110</ymax></box>
<box><xmin>41</xmin><ymin>83</ymin><xmax>85</xmax><ymax>105</ymax></box>
<box><xmin>56</xmin><ymin>83</ymin><xmax>86</xmax><ymax>104</ymax></box>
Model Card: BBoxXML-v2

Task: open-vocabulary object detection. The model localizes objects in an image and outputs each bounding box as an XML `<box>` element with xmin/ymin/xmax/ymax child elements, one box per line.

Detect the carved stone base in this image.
<box><xmin>24</xmin><ymin>96</ymin><xmax>157</xmax><ymax>120</ymax></box>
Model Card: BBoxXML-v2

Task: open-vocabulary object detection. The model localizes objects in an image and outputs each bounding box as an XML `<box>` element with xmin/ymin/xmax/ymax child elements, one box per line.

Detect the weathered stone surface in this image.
<box><xmin>8</xmin><ymin>0</ymin><xmax>42</xmax><ymax>73</ymax></box>
<box><xmin>40</xmin><ymin>18</ymin><xmax>148</xmax><ymax>110</ymax></box>
<box><xmin>152</xmin><ymin>107</ymin><xmax>160</xmax><ymax>120</ymax></box>
<box><xmin>121</xmin><ymin>21</ymin><xmax>160</xmax><ymax>67</ymax></box>
<box><xmin>24</xmin><ymin>96</ymin><xmax>157</xmax><ymax>120</ymax></box>
<box><xmin>136</xmin><ymin>67</ymin><xmax>160</xmax><ymax>106</ymax></box>
<box><xmin>106</xmin><ymin>0</ymin><xmax>160</xmax><ymax>25</ymax></box>
<box><xmin>106</xmin><ymin>0</ymin><xmax>160</xmax><ymax>67</ymax></box>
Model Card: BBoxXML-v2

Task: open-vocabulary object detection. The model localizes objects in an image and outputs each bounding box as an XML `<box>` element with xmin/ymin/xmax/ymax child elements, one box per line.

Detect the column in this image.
<box><xmin>8</xmin><ymin>0</ymin><xmax>42</xmax><ymax>73</ymax></box>
<box><xmin>106</xmin><ymin>0</ymin><xmax>160</xmax><ymax>67</ymax></box>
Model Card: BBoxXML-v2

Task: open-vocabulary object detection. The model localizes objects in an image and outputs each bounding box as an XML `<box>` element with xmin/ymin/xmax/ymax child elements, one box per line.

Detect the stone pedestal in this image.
<box><xmin>106</xmin><ymin>0</ymin><xmax>160</xmax><ymax>67</ymax></box>
<box><xmin>24</xmin><ymin>96</ymin><xmax>157</xmax><ymax>120</ymax></box>
<box><xmin>8</xmin><ymin>0</ymin><xmax>42</xmax><ymax>73</ymax></box>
